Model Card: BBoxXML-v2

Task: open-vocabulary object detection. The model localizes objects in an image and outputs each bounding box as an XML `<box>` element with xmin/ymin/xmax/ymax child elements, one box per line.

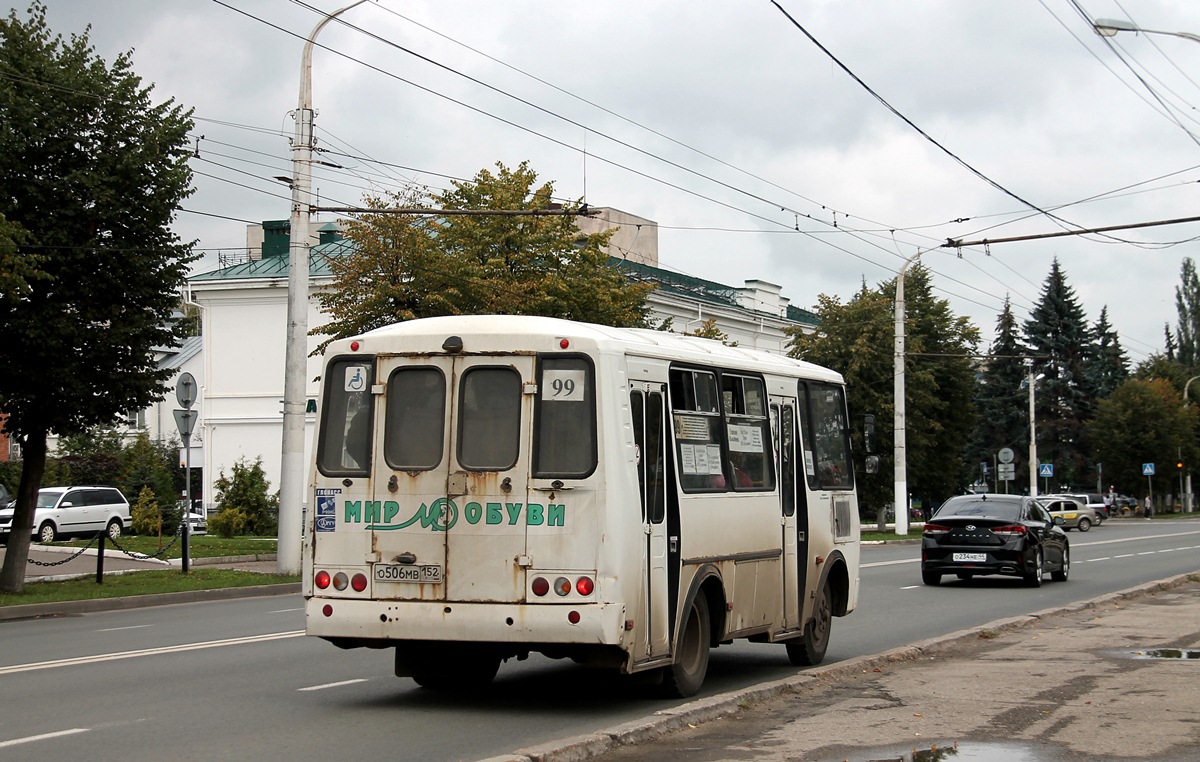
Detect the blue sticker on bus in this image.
<box><xmin>315</xmin><ymin>488</ymin><xmax>340</xmax><ymax>532</ymax></box>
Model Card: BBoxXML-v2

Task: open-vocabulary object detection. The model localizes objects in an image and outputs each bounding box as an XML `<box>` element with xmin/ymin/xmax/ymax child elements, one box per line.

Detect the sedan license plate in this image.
<box><xmin>952</xmin><ymin>552</ymin><xmax>986</xmax><ymax>563</ymax></box>
<box><xmin>374</xmin><ymin>564</ymin><xmax>442</xmax><ymax>584</ymax></box>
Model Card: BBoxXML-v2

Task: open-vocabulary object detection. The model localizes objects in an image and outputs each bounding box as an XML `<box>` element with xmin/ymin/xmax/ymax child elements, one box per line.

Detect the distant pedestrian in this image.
<box><xmin>1144</xmin><ymin>495</ymin><xmax>1153</xmax><ymax>519</ymax></box>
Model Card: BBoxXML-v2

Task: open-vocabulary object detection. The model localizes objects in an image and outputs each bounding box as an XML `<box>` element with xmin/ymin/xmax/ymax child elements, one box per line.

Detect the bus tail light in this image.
<box><xmin>532</xmin><ymin>577</ymin><xmax>550</xmax><ymax>597</ymax></box>
<box><xmin>315</xmin><ymin>570</ymin><xmax>331</xmax><ymax>589</ymax></box>
<box><xmin>554</xmin><ymin>577</ymin><xmax>572</xmax><ymax>596</ymax></box>
<box><xmin>333</xmin><ymin>572</ymin><xmax>349</xmax><ymax>591</ymax></box>
<box><xmin>576</xmin><ymin>576</ymin><xmax>595</xmax><ymax>596</ymax></box>
<box><xmin>351</xmin><ymin>573</ymin><xmax>368</xmax><ymax>592</ymax></box>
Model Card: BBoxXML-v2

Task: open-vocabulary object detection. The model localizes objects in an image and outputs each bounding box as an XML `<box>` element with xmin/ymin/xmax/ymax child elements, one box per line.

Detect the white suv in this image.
<box><xmin>0</xmin><ymin>486</ymin><xmax>131</xmax><ymax>543</ymax></box>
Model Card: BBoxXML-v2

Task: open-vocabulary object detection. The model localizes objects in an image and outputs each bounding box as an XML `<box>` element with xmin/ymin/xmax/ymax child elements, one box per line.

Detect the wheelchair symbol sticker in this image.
<box><xmin>344</xmin><ymin>365</ymin><xmax>368</xmax><ymax>392</ymax></box>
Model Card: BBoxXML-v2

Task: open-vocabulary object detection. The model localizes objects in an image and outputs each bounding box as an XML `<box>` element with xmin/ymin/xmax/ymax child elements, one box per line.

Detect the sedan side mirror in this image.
<box><xmin>1052</xmin><ymin>515</ymin><xmax>1064</xmax><ymax>526</ymax></box>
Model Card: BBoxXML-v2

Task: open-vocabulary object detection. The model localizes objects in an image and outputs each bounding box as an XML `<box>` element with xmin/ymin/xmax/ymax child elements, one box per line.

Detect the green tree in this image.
<box><xmin>788</xmin><ymin>265</ymin><xmax>978</xmax><ymax>517</ymax></box>
<box><xmin>968</xmin><ymin>298</ymin><xmax>1030</xmax><ymax>492</ymax></box>
<box><xmin>1023</xmin><ymin>259</ymin><xmax>1094</xmax><ymax>490</ymax></box>
<box><xmin>1171</xmin><ymin>257</ymin><xmax>1200</xmax><ymax>368</ymax></box>
<box><xmin>119</xmin><ymin>432</ymin><xmax>178</xmax><ymax>533</ymax></box>
<box><xmin>1086</xmin><ymin>306</ymin><xmax>1129</xmax><ymax>398</ymax></box>
<box><xmin>0</xmin><ymin>3</ymin><xmax>195</xmax><ymax>592</ymax></box>
<box><xmin>212</xmin><ymin>457</ymin><xmax>278</xmax><ymax>537</ymax></box>
<box><xmin>315</xmin><ymin>161</ymin><xmax>653</xmax><ymax>348</ymax></box>
<box><xmin>1091</xmin><ymin>378</ymin><xmax>1198</xmax><ymax>497</ymax></box>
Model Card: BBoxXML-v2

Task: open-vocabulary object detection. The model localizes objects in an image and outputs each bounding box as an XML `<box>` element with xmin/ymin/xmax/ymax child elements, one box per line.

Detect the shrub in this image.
<box><xmin>208</xmin><ymin>507</ymin><xmax>250</xmax><ymax>539</ymax></box>
<box><xmin>212</xmin><ymin>457</ymin><xmax>278</xmax><ymax>536</ymax></box>
<box><xmin>131</xmin><ymin>485</ymin><xmax>161</xmax><ymax>536</ymax></box>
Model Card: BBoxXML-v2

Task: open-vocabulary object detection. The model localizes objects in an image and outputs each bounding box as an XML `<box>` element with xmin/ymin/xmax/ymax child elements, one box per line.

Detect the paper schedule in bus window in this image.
<box><xmin>726</xmin><ymin>423</ymin><xmax>764</xmax><ymax>452</ymax></box>
<box><xmin>673</xmin><ymin>414</ymin><xmax>713</xmax><ymax>441</ymax></box>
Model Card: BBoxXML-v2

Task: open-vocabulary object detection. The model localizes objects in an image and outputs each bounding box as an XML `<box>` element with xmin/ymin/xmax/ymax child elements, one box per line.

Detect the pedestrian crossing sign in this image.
<box><xmin>1038</xmin><ymin>463</ymin><xmax>1053</xmax><ymax>478</ymax></box>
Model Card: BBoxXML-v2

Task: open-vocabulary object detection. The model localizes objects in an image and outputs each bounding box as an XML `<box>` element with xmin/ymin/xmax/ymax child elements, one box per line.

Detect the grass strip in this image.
<box><xmin>53</xmin><ymin>535</ymin><xmax>278</xmax><ymax>559</ymax></box>
<box><xmin>0</xmin><ymin>568</ymin><xmax>298</xmax><ymax>607</ymax></box>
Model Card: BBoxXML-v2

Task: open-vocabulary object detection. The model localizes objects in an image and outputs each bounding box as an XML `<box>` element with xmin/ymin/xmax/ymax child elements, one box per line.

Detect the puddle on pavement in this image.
<box><xmin>824</xmin><ymin>741</ymin><xmax>1048</xmax><ymax>761</ymax></box>
<box><xmin>1129</xmin><ymin>648</ymin><xmax>1200</xmax><ymax>660</ymax></box>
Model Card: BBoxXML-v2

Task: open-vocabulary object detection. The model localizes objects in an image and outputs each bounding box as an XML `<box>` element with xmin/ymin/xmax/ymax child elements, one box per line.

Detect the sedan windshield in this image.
<box><xmin>936</xmin><ymin>499</ymin><xmax>1021</xmax><ymax>521</ymax></box>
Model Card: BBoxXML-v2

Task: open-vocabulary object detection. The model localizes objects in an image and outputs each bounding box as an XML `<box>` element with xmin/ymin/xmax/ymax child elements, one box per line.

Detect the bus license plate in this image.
<box><xmin>952</xmin><ymin>552</ymin><xmax>986</xmax><ymax>563</ymax></box>
<box><xmin>374</xmin><ymin>564</ymin><xmax>442</xmax><ymax>584</ymax></box>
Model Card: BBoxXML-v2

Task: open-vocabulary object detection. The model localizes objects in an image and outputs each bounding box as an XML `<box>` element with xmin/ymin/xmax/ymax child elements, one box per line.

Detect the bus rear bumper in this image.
<box><xmin>305</xmin><ymin>597</ymin><xmax>629</xmax><ymax>646</ymax></box>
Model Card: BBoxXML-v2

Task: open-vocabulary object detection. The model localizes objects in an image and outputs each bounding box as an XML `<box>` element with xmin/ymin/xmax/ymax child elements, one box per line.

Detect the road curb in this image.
<box><xmin>0</xmin><ymin>581</ymin><xmax>299</xmax><ymax>622</ymax></box>
<box><xmin>485</xmin><ymin>571</ymin><xmax>1200</xmax><ymax>762</ymax></box>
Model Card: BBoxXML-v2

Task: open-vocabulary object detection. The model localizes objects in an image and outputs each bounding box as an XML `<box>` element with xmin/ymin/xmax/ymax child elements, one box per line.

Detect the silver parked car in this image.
<box><xmin>0</xmin><ymin>486</ymin><xmax>131</xmax><ymax>543</ymax></box>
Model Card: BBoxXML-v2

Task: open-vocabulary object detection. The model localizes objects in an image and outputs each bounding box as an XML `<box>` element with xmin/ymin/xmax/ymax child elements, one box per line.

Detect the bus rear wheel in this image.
<box><xmin>786</xmin><ymin>581</ymin><xmax>831</xmax><ymax>666</ymax></box>
<box><xmin>662</xmin><ymin>593</ymin><xmax>710</xmax><ymax>698</ymax></box>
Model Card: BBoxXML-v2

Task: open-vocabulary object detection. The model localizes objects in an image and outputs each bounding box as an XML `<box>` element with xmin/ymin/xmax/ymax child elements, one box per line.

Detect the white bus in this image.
<box><xmin>303</xmin><ymin>315</ymin><xmax>860</xmax><ymax>696</ymax></box>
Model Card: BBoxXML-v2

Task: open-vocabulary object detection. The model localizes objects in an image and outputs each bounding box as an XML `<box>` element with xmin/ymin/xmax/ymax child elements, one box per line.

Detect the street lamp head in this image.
<box><xmin>1093</xmin><ymin>18</ymin><xmax>1138</xmax><ymax>37</ymax></box>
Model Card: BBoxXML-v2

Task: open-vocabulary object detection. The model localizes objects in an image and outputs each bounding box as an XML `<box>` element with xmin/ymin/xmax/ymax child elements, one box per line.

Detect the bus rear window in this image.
<box><xmin>458</xmin><ymin>366</ymin><xmax>521</xmax><ymax>470</ymax></box>
<box><xmin>384</xmin><ymin>367</ymin><xmax>446</xmax><ymax>471</ymax></box>
<box><xmin>534</xmin><ymin>356</ymin><xmax>596</xmax><ymax>478</ymax></box>
<box><xmin>317</xmin><ymin>357</ymin><xmax>375</xmax><ymax>476</ymax></box>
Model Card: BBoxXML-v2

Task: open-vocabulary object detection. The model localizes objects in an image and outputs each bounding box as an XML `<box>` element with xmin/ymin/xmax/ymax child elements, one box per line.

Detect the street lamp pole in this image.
<box><xmin>279</xmin><ymin>0</ymin><xmax>367</xmax><ymax>575</ymax></box>
<box><xmin>1093</xmin><ymin>18</ymin><xmax>1200</xmax><ymax>45</ymax></box>
<box><xmin>1184</xmin><ymin>375</ymin><xmax>1200</xmax><ymax>512</ymax></box>
<box><xmin>1026</xmin><ymin>359</ymin><xmax>1040</xmax><ymax>497</ymax></box>
<box><xmin>894</xmin><ymin>249</ymin><xmax>930</xmax><ymax>534</ymax></box>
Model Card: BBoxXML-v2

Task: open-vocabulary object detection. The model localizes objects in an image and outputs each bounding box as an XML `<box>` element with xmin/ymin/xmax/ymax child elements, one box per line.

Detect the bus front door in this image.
<box><xmin>773</xmin><ymin>399</ymin><xmax>802</xmax><ymax>631</ymax></box>
<box><xmin>372</xmin><ymin>354</ymin><xmax>536</xmax><ymax>604</ymax></box>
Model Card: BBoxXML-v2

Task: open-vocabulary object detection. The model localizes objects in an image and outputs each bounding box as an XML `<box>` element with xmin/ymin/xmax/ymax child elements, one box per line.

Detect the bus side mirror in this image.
<box><xmin>864</xmin><ymin>455</ymin><xmax>881</xmax><ymax>475</ymax></box>
<box><xmin>862</xmin><ymin>414</ymin><xmax>875</xmax><ymax>453</ymax></box>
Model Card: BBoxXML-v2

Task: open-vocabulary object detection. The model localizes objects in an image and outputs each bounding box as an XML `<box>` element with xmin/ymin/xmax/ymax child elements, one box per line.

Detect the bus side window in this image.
<box><xmin>801</xmin><ymin>382</ymin><xmax>853</xmax><ymax>491</ymax></box>
<box><xmin>316</xmin><ymin>357</ymin><xmax>375</xmax><ymax>477</ymax></box>
<box><xmin>458</xmin><ymin>367</ymin><xmax>522</xmax><ymax>471</ymax></box>
<box><xmin>722</xmin><ymin>375</ymin><xmax>774</xmax><ymax>491</ymax></box>
<box><xmin>630</xmin><ymin>388</ymin><xmax>667</xmax><ymax>523</ymax></box>
<box><xmin>534</xmin><ymin>356</ymin><xmax>596</xmax><ymax>478</ymax></box>
<box><xmin>669</xmin><ymin>369</ymin><xmax>724</xmax><ymax>492</ymax></box>
<box><xmin>383</xmin><ymin>367</ymin><xmax>445</xmax><ymax>471</ymax></box>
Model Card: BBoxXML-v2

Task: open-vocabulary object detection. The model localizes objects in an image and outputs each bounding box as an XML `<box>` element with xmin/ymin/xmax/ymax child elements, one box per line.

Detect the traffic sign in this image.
<box><xmin>176</xmin><ymin>372</ymin><xmax>197</xmax><ymax>409</ymax></box>
<box><xmin>1143</xmin><ymin>463</ymin><xmax>1155</xmax><ymax>476</ymax></box>
<box><xmin>997</xmin><ymin>463</ymin><xmax>1015</xmax><ymax>480</ymax></box>
<box><xmin>998</xmin><ymin>447</ymin><xmax>1015</xmax><ymax>464</ymax></box>
<box><xmin>1038</xmin><ymin>463</ymin><xmax>1053</xmax><ymax>478</ymax></box>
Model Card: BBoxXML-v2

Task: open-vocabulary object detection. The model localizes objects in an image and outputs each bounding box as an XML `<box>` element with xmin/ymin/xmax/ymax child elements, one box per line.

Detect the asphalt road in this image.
<box><xmin>0</xmin><ymin>518</ymin><xmax>1196</xmax><ymax>761</ymax></box>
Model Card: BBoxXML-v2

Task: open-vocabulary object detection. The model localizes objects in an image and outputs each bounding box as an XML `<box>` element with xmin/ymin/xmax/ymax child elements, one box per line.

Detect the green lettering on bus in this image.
<box><xmin>464</xmin><ymin>501</ymin><xmax>482</xmax><ymax>524</ymax></box>
<box><xmin>383</xmin><ymin>501</ymin><xmax>399</xmax><ymax>523</ymax></box>
<box><xmin>506</xmin><ymin>502</ymin><xmax>522</xmax><ymax>525</ymax></box>
<box><xmin>547</xmin><ymin>504</ymin><xmax>565</xmax><ymax>526</ymax></box>
<box><xmin>527</xmin><ymin>503</ymin><xmax>544</xmax><ymax>525</ymax></box>
<box><xmin>364</xmin><ymin>501</ymin><xmax>381</xmax><ymax>523</ymax></box>
<box><xmin>345</xmin><ymin>501</ymin><xmax>361</xmax><ymax>522</ymax></box>
<box><xmin>486</xmin><ymin>502</ymin><xmax>503</xmax><ymax>525</ymax></box>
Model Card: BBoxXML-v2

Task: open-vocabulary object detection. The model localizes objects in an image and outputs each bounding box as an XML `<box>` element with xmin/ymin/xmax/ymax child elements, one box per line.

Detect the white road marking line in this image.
<box><xmin>862</xmin><ymin>558</ymin><xmax>918</xmax><ymax>568</ymax></box>
<box><xmin>1114</xmin><ymin>554</ymin><xmax>1134</xmax><ymax>558</ymax></box>
<box><xmin>298</xmin><ymin>678</ymin><xmax>368</xmax><ymax>692</ymax></box>
<box><xmin>0</xmin><ymin>631</ymin><xmax>304</xmax><ymax>676</ymax></box>
<box><xmin>0</xmin><ymin>728</ymin><xmax>89</xmax><ymax>749</ymax></box>
<box><xmin>96</xmin><ymin>624</ymin><xmax>153</xmax><ymax>632</ymax></box>
<box><xmin>1137</xmin><ymin>551</ymin><xmax>1157</xmax><ymax>556</ymax></box>
<box><xmin>270</xmin><ymin>607</ymin><xmax>304</xmax><ymax>613</ymax></box>
<box><xmin>899</xmin><ymin>585</ymin><xmax>920</xmax><ymax>590</ymax></box>
<box><xmin>1088</xmin><ymin>557</ymin><xmax>1111</xmax><ymax>562</ymax></box>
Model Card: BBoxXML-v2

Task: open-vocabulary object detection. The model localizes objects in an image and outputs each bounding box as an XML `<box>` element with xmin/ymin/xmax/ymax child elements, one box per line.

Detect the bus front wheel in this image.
<box><xmin>662</xmin><ymin>594</ymin><xmax>711</xmax><ymax>698</ymax></box>
<box><xmin>786</xmin><ymin>581</ymin><xmax>831</xmax><ymax>666</ymax></box>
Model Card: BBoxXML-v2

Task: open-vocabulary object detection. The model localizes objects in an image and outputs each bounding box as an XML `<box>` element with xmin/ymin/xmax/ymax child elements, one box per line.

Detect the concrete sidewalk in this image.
<box><xmin>493</xmin><ymin>573</ymin><xmax>1200</xmax><ymax>762</ymax></box>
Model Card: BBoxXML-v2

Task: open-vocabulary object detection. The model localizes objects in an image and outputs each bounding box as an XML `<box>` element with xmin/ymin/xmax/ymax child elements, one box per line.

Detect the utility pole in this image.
<box><xmin>279</xmin><ymin>0</ymin><xmax>367</xmax><ymax>575</ymax></box>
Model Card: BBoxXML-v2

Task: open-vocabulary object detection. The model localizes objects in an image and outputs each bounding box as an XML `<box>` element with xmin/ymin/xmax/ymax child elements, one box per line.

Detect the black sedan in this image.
<box><xmin>921</xmin><ymin>493</ymin><xmax>1069</xmax><ymax>587</ymax></box>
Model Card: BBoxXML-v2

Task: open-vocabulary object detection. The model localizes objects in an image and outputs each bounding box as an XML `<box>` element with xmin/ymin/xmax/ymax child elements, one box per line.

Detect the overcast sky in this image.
<box><xmin>18</xmin><ymin>0</ymin><xmax>1200</xmax><ymax>365</ymax></box>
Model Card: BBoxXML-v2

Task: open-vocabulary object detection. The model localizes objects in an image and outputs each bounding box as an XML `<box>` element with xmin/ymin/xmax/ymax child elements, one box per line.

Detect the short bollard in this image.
<box><xmin>96</xmin><ymin>530</ymin><xmax>105</xmax><ymax>584</ymax></box>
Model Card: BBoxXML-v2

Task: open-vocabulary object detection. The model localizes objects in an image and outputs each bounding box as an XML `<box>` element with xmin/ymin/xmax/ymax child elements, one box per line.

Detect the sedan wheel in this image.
<box><xmin>1051</xmin><ymin>547</ymin><xmax>1070</xmax><ymax>582</ymax></box>
<box><xmin>1077</xmin><ymin>517</ymin><xmax>1091</xmax><ymax>532</ymax></box>
<box><xmin>1023</xmin><ymin>548</ymin><xmax>1044</xmax><ymax>588</ymax></box>
<box><xmin>921</xmin><ymin>569</ymin><xmax>941</xmax><ymax>586</ymax></box>
<box><xmin>38</xmin><ymin>522</ymin><xmax>57</xmax><ymax>544</ymax></box>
